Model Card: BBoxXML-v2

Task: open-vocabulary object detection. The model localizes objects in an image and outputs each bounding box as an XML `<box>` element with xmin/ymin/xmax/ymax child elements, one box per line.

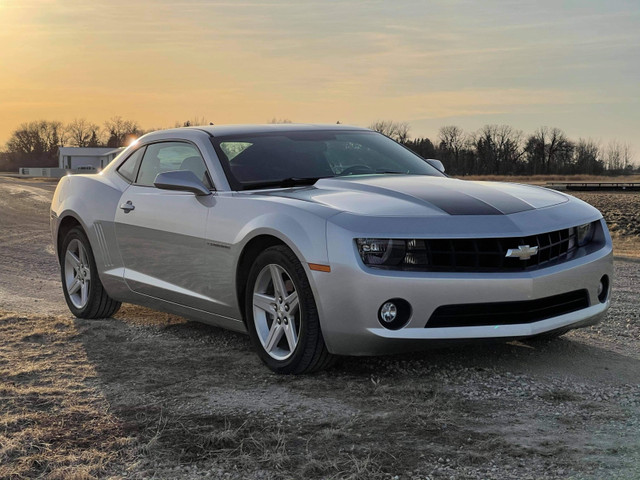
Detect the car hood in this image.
<box><xmin>262</xmin><ymin>175</ymin><xmax>569</xmax><ymax>216</ymax></box>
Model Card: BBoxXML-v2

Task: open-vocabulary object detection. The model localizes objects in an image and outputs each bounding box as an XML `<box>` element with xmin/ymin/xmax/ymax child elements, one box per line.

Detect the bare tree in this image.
<box><xmin>473</xmin><ymin>125</ymin><xmax>524</xmax><ymax>175</ymax></box>
<box><xmin>394</xmin><ymin>122</ymin><xmax>411</xmax><ymax>143</ymax></box>
<box><xmin>437</xmin><ymin>125</ymin><xmax>466</xmax><ymax>172</ymax></box>
<box><xmin>368</xmin><ymin>120</ymin><xmax>411</xmax><ymax>143</ymax></box>
<box><xmin>605</xmin><ymin>140</ymin><xmax>623</xmax><ymax>171</ymax></box>
<box><xmin>268</xmin><ymin>118</ymin><xmax>293</xmax><ymax>124</ymax></box>
<box><xmin>175</xmin><ymin>116</ymin><xmax>209</xmax><ymax>128</ymax></box>
<box><xmin>621</xmin><ymin>142</ymin><xmax>635</xmax><ymax>170</ymax></box>
<box><xmin>65</xmin><ymin>118</ymin><xmax>102</xmax><ymax>147</ymax></box>
<box><xmin>438</xmin><ymin>125</ymin><xmax>465</xmax><ymax>152</ymax></box>
<box><xmin>524</xmin><ymin>127</ymin><xmax>573</xmax><ymax>174</ymax></box>
<box><xmin>5</xmin><ymin>120</ymin><xmax>64</xmax><ymax>167</ymax></box>
<box><xmin>574</xmin><ymin>138</ymin><xmax>604</xmax><ymax>175</ymax></box>
<box><xmin>104</xmin><ymin>116</ymin><xmax>143</xmax><ymax>148</ymax></box>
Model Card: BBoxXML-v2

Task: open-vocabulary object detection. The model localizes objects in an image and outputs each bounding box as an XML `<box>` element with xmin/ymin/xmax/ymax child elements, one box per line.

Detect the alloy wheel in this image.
<box><xmin>64</xmin><ymin>238</ymin><xmax>91</xmax><ymax>309</ymax></box>
<box><xmin>252</xmin><ymin>264</ymin><xmax>300</xmax><ymax>360</ymax></box>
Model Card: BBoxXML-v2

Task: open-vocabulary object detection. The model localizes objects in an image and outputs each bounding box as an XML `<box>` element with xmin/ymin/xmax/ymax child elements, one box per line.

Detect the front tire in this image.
<box><xmin>60</xmin><ymin>226</ymin><xmax>121</xmax><ymax>318</ymax></box>
<box><xmin>245</xmin><ymin>245</ymin><xmax>334</xmax><ymax>374</ymax></box>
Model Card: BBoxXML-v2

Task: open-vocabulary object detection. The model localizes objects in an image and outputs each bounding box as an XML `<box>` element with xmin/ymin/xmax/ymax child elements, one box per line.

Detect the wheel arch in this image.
<box><xmin>230</xmin><ymin>209</ymin><xmax>330</xmax><ymax>323</ymax></box>
<box><xmin>56</xmin><ymin>213</ymin><xmax>87</xmax><ymax>263</ymax></box>
<box><xmin>235</xmin><ymin>234</ymin><xmax>288</xmax><ymax>323</ymax></box>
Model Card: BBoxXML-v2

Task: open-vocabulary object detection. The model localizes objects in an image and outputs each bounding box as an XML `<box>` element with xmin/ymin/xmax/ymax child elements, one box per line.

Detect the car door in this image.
<box><xmin>114</xmin><ymin>141</ymin><xmax>221</xmax><ymax>313</ymax></box>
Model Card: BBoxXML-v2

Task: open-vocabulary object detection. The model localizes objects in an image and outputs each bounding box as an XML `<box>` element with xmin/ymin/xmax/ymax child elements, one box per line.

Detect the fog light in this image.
<box><xmin>598</xmin><ymin>275</ymin><xmax>609</xmax><ymax>303</ymax></box>
<box><xmin>380</xmin><ymin>302</ymin><xmax>398</xmax><ymax>323</ymax></box>
<box><xmin>377</xmin><ymin>298</ymin><xmax>412</xmax><ymax>330</ymax></box>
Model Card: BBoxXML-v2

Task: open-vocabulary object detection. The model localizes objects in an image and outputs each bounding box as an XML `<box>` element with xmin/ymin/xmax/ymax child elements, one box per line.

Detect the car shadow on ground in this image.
<box><xmin>71</xmin><ymin>308</ymin><xmax>640</xmax><ymax>479</ymax></box>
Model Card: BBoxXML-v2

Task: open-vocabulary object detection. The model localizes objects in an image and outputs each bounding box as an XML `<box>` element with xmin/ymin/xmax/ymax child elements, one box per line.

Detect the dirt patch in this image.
<box><xmin>1</xmin><ymin>301</ymin><xmax>639</xmax><ymax>479</ymax></box>
<box><xmin>569</xmin><ymin>192</ymin><xmax>640</xmax><ymax>258</ymax></box>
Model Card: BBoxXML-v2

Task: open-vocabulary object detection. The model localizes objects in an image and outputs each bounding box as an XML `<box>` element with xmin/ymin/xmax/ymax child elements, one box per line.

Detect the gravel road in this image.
<box><xmin>0</xmin><ymin>176</ymin><xmax>638</xmax><ymax>480</ymax></box>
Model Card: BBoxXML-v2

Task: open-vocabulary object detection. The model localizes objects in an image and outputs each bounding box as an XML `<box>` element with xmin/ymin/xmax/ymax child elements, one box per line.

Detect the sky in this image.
<box><xmin>1</xmin><ymin>0</ymin><xmax>639</xmax><ymax>154</ymax></box>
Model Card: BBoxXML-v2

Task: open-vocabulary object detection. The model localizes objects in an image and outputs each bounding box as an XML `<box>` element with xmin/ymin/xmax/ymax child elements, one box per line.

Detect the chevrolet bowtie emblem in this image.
<box><xmin>505</xmin><ymin>245</ymin><xmax>539</xmax><ymax>260</ymax></box>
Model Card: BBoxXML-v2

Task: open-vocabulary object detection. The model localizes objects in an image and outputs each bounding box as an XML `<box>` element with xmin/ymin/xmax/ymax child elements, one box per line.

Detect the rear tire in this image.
<box><xmin>60</xmin><ymin>226</ymin><xmax>121</xmax><ymax>319</ymax></box>
<box><xmin>245</xmin><ymin>245</ymin><xmax>334</xmax><ymax>374</ymax></box>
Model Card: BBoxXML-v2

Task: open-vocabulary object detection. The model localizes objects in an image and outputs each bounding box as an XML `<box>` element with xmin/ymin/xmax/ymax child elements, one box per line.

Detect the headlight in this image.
<box><xmin>356</xmin><ymin>238</ymin><xmax>406</xmax><ymax>266</ymax></box>
<box><xmin>356</xmin><ymin>238</ymin><xmax>431</xmax><ymax>268</ymax></box>
<box><xmin>576</xmin><ymin>222</ymin><xmax>595</xmax><ymax>247</ymax></box>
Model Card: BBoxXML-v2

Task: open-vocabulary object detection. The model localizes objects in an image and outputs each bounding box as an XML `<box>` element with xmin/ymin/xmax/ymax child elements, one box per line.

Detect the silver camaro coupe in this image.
<box><xmin>51</xmin><ymin>124</ymin><xmax>613</xmax><ymax>373</ymax></box>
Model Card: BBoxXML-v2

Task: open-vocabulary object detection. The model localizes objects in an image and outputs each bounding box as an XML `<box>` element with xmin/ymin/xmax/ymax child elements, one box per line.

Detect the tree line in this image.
<box><xmin>0</xmin><ymin>117</ymin><xmax>636</xmax><ymax>175</ymax></box>
<box><xmin>372</xmin><ymin>121</ymin><xmax>636</xmax><ymax>176</ymax></box>
<box><xmin>0</xmin><ymin>117</ymin><xmax>208</xmax><ymax>170</ymax></box>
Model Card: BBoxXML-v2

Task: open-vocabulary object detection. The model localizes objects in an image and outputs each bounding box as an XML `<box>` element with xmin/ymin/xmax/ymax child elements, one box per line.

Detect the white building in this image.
<box><xmin>58</xmin><ymin>147</ymin><xmax>125</xmax><ymax>171</ymax></box>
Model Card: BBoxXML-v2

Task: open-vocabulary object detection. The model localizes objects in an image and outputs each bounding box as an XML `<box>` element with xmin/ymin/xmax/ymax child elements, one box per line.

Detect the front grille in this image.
<box><xmin>426</xmin><ymin>289</ymin><xmax>590</xmax><ymax>328</ymax></box>
<box><xmin>405</xmin><ymin>227</ymin><xmax>578</xmax><ymax>272</ymax></box>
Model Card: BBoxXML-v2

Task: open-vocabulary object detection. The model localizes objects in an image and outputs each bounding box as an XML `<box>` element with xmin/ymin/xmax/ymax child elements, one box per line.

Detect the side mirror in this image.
<box><xmin>426</xmin><ymin>158</ymin><xmax>445</xmax><ymax>173</ymax></box>
<box><xmin>154</xmin><ymin>170</ymin><xmax>211</xmax><ymax>196</ymax></box>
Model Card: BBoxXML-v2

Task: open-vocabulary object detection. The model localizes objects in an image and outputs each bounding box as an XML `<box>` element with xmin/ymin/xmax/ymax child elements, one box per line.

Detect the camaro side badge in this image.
<box><xmin>505</xmin><ymin>245</ymin><xmax>539</xmax><ymax>260</ymax></box>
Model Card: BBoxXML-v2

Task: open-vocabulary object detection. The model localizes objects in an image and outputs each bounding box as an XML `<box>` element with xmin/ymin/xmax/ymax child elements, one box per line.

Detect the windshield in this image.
<box><xmin>210</xmin><ymin>130</ymin><xmax>444</xmax><ymax>190</ymax></box>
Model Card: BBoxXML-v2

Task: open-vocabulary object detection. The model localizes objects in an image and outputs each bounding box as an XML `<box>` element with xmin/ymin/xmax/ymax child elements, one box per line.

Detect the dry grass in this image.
<box><xmin>0</xmin><ymin>310</ymin><xmax>424</xmax><ymax>479</ymax></box>
<box><xmin>456</xmin><ymin>174</ymin><xmax>640</xmax><ymax>185</ymax></box>
<box><xmin>1</xmin><ymin>306</ymin><xmax>638</xmax><ymax>479</ymax></box>
<box><xmin>569</xmin><ymin>192</ymin><xmax>640</xmax><ymax>258</ymax></box>
<box><xmin>611</xmin><ymin>237</ymin><xmax>640</xmax><ymax>258</ymax></box>
<box><xmin>0</xmin><ymin>313</ymin><xmax>133</xmax><ymax>479</ymax></box>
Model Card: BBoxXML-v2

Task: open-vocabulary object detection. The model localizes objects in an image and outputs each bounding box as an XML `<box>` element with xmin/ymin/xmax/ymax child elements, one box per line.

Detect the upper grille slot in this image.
<box><xmin>404</xmin><ymin>227</ymin><xmax>578</xmax><ymax>272</ymax></box>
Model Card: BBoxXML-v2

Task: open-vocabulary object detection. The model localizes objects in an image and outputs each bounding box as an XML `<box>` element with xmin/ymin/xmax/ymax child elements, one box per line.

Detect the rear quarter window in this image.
<box><xmin>117</xmin><ymin>147</ymin><xmax>145</xmax><ymax>182</ymax></box>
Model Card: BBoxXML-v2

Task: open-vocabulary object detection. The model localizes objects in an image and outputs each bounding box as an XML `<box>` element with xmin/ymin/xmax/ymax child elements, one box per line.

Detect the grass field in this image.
<box><xmin>456</xmin><ymin>174</ymin><xmax>640</xmax><ymax>185</ymax></box>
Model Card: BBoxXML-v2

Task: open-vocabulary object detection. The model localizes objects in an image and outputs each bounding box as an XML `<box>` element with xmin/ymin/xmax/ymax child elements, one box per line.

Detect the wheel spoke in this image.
<box><xmin>285</xmin><ymin>291</ymin><xmax>298</xmax><ymax>315</ymax></box>
<box><xmin>78</xmin><ymin>244</ymin><xmax>88</xmax><ymax>266</ymax></box>
<box><xmin>284</xmin><ymin>319</ymin><xmax>298</xmax><ymax>352</ymax></box>
<box><xmin>80</xmin><ymin>282</ymin><xmax>88</xmax><ymax>306</ymax></box>
<box><xmin>264</xmin><ymin>322</ymin><xmax>284</xmax><ymax>353</ymax></box>
<box><xmin>270</xmin><ymin>265</ymin><xmax>287</xmax><ymax>299</ymax></box>
<box><xmin>66</xmin><ymin>250</ymin><xmax>81</xmax><ymax>269</ymax></box>
<box><xmin>68</xmin><ymin>277</ymin><xmax>81</xmax><ymax>295</ymax></box>
<box><xmin>253</xmin><ymin>292</ymin><xmax>275</xmax><ymax>313</ymax></box>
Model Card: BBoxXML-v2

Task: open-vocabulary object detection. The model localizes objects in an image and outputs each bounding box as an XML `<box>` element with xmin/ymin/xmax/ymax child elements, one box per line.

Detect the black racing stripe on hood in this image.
<box><xmin>394</xmin><ymin>184</ymin><xmax>504</xmax><ymax>215</ymax></box>
<box><xmin>391</xmin><ymin>183</ymin><xmax>534</xmax><ymax>215</ymax></box>
<box><xmin>445</xmin><ymin>181</ymin><xmax>536</xmax><ymax>215</ymax></box>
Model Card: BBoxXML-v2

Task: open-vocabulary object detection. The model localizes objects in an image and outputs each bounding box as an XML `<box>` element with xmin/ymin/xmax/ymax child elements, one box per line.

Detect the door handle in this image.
<box><xmin>119</xmin><ymin>201</ymin><xmax>135</xmax><ymax>213</ymax></box>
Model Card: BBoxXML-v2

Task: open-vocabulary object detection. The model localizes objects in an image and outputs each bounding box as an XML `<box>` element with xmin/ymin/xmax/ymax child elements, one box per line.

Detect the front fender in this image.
<box><xmin>234</xmin><ymin>211</ymin><xmax>329</xmax><ymax>267</ymax></box>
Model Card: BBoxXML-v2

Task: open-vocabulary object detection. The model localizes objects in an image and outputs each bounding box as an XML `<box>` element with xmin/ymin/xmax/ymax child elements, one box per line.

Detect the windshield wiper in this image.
<box><xmin>279</xmin><ymin>176</ymin><xmax>330</xmax><ymax>187</ymax></box>
<box><xmin>374</xmin><ymin>169</ymin><xmax>410</xmax><ymax>174</ymax></box>
<box><xmin>240</xmin><ymin>176</ymin><xmax>330</xmax><ymax>190</ymax></box>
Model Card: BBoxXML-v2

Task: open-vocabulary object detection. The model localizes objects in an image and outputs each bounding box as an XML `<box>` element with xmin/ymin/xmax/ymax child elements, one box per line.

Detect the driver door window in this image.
<box><xmin>136</xmin><ymin>142</ymin><xmax>213</xmax><ymax>188</ymax></box>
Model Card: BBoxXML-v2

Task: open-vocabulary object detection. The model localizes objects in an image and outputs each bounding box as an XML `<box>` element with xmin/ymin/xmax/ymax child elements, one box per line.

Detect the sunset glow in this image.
<box><xmin>0</xmin><ymin>0</ymin><xmax>638</xmax><ymax>151</ymax></box>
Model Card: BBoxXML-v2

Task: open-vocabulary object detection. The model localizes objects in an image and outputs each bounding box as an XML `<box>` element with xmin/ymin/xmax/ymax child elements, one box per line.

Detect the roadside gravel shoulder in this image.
<box><xmin>0</xmin><ymin>177</ymin><xmax>638</xmax><ymax>479</ymax></box>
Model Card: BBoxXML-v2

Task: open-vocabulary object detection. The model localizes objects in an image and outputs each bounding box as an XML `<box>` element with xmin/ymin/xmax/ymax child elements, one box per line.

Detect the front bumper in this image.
<box><xmin>311</xmin><ymin>219</ymin><xmax>613</xmax><ymax>356</ymax></box>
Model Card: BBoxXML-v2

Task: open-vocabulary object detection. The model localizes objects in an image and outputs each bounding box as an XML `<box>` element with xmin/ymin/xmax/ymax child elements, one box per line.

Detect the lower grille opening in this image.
<box><xmin>426</xmin><ymin>289</ymin><xmax>590</xmax><ymax>328</ymax></box>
